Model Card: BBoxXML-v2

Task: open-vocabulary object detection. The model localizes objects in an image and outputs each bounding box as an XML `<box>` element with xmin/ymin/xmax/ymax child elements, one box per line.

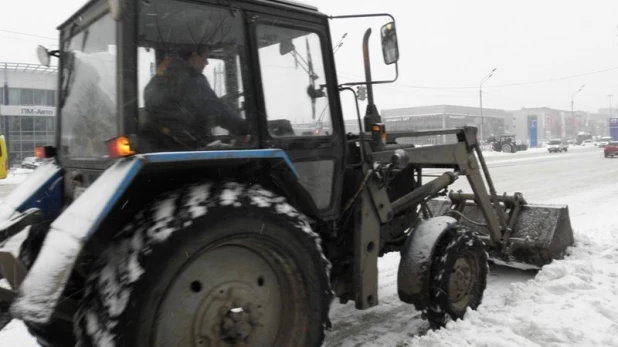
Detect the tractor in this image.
<box><xmin>488</xmin><ymin>134</ymin><xmax>528</xmax><ymax>153</ymax></box>
<box><xmin>0</xmin><ymin>0</ymin><xmax>573</xmax><ymax>346</ymax></box>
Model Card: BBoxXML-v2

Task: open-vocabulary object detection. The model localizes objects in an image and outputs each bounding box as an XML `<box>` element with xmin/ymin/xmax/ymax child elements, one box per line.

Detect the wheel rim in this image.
<box><xmin>153</xmin><ymin>240</ymin><xmax>305</xmax><ymax>346</ymax></box>
<box><xmin>448</xmin><ymin>253</ymin><xmax>479</xmax><ymax>313</ymax></box>
<box><xmin>501</xmin><ymin>144</ymin><xmax>510</xmax><ymax>152</ymax></box>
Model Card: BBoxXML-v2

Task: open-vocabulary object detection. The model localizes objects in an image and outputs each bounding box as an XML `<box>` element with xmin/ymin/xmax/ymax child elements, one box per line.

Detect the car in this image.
<box><xmin>581</xmin><ymin>139</ymin><xmax>596</xmax><ymax>147</ymax></box>
<box><xmin>20</xmin><ymin>156</ymin><xmax>43</xmax><ymax>169</ymax></box>
<box><xmin>604</xmin><ymin>141</ymin><xmax>618</xmax><ymax>157</ymax></box>
<box><xmin>598</xmin><ymin>136</ymin><xmax>613</xmax><ymax>148</ymax></box>
<box><xmin>547</xmin><ymin>139</ymin><xmax>568</xmax><ymax>153</ymax></box>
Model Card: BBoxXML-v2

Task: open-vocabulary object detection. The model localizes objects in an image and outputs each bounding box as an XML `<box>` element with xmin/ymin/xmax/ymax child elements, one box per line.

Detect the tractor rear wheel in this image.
<box><xmin>74</xmin><ymin>182</ymin><xmax>333</xmax><ymax>347</ymax></box>
<box><xmin>426</xmin><ymin>226</ymin><xmax>487</xmax><ymax>329</ymax></box>
<box><xmin>501</xmin><ymin>143</ymin><xmax>512</xmax><ymax>153</ymax></box>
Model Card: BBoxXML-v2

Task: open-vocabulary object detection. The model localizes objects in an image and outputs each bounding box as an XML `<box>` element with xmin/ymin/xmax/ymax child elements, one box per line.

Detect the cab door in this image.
<box><xmin>251</xmin><ymin>13</ymin><xmax>345</xmax><ymax>220</ymax></box>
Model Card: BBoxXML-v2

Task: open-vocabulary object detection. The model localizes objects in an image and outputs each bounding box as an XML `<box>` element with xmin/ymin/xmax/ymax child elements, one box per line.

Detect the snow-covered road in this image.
<box><xmin>2</xmin><ymin>145</ymin><xmax>618</xmax><ymax>346</ymax></box>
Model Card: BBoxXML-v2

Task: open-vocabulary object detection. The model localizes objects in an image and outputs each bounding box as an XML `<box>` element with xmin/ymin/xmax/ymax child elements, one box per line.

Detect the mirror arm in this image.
<box><xmin>338</xmin><ymin>62</ymin><xmax>398</xmax><ymax>88</ymax></box>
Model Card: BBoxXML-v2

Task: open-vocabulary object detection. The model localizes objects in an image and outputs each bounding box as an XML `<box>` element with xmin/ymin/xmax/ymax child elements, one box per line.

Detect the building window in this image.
<box><xmin>46</xmin><ymin>90</ymin><xmax>56</xmax><ymax>106</ymax></box>
<box><xmin>33</xmin><ymin>90</ymin><xmax>47</xmax><ymax>105</ymax></box>
<box><xmin>8</xmin><ymin>89</ymin><xmax>20</xmax><ymax>105</ymax></box>
<box><xmin>21</xmin><ymin>116</ymin><xmax>34</xmax><ymax>132</ymax></box>
<box><xmin>20</xmin><ymin>89</ymin><xmax>34</xmax><ymax>105</ymax></box>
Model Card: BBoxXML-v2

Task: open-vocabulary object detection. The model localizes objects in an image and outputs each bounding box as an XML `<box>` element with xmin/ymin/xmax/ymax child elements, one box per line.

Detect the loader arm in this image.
<box><xmin>368</xmin><ymin>126</ymin><xmax>506</xmax><ymax>246</ymax></box>
<box><xmin>364</xmin><ymin>126</ymin><xmax>573</xmax><ymax>268</ymax></box>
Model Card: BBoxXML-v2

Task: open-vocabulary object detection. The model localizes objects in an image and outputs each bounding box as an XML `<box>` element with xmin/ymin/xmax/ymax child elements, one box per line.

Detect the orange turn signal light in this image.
<box><xmin>106</xmin><ymin>136</ymin><xmax>136</xmax><ymax>158</ymax></box>
<box><xmin>34</xmin><ymin>146</ymin><xmax>45</xmax><ymax>159</ymax></box>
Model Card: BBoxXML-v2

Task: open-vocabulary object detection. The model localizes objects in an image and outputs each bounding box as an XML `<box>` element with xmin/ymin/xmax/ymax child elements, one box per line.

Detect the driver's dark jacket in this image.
<box><xmin>141</xmin><ymin>62</ymin><xmax>248</xmax><ymax>151</ymax></box>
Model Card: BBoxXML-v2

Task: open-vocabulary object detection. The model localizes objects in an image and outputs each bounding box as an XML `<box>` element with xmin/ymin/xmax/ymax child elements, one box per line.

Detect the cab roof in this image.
<box><xmin>59</xmin><ymin>0</ymin><xmax>321</xmax><ymax>31</ymax></box>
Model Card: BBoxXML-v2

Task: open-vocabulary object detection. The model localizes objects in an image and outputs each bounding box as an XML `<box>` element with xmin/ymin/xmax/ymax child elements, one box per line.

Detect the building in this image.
<box><xmin>380</xmin><ymin>105</ymin><xmax>512</xmax><ymax>145</ymax></box>
<box><xmin>0</xmin><ymin>62</ymin><xmax>57</xmax><ymax>166</ymax></box>
<box><xmin>511</xmin><ymin>107</ymin><xmax>612</xmax><ymax>146</ymax></box>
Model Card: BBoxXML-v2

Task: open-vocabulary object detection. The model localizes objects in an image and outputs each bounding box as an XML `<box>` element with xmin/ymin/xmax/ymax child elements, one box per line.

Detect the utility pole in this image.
<box><xmin>570</xmin><ymin>84</ymin><xmax>585</xmax><ymax>138</ymax></box>
<box><xmin>608</xmin><ymin>94</ymin><xmax>613</xmax><ymax>117</ymax></box>
<box><xmin>479</xmin><ymin>68</ymin><xmax>497</xmax><ymax>141</ymax></box>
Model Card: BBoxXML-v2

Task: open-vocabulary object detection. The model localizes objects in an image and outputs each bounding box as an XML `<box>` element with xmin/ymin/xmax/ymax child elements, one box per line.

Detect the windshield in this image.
<box><xmin>548</xmin><ymin>140</ymin><xmax>561</xmax><ymax>145</ymax></box>
<box><xmin>136</xmin><ymin>0</ymin><xmax>253</xmax><ymax>152</ymax></box>
<box><xmin>59</xmin><ymin>13</ymin><xmax>117</xmax><ymax>159</ymax></box>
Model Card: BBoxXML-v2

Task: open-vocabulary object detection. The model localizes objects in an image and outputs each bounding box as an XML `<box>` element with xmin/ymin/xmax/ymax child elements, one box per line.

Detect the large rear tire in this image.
<box><xmin>426</xmin><ymin>226</ymin><xmax>488</xmax><ymax>329</ymax></box>
<box><xmin>74</xmin><ymin>182</ymin><xmax>333</xmax><ymax>347</ymax></box>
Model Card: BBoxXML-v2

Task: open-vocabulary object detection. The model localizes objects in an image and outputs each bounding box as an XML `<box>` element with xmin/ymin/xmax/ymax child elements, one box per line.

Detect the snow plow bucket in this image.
<box><xmin>426</xmin><ymin>192</ymin><xmax>574</xmax><ymax>269</ymax></box>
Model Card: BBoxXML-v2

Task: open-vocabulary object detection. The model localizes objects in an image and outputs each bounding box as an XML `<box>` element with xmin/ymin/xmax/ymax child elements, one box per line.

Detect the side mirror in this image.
<box><xmin>280</xmin><ymin>38</ymin><xmax>295</xmax><ymax>56</ymax></box>
<box><xmin>37</xmin><ymin>45</ymin><xmax>51</xmax><ymax>67</ymax></box>
<box><xmin>380</xmin><ymin>22</ymin><xmax>399</xmax><ymax>65</ymax></box>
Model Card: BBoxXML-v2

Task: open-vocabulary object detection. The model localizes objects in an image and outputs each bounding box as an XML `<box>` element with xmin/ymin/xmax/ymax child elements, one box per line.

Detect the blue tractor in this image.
<box><xmin>0</xmin><ymin>0</ymin><xmax>574</xmax><ymax>346</ymax></box>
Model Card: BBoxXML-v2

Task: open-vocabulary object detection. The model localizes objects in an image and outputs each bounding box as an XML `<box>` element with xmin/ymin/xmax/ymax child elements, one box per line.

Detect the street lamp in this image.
<box><xmin>570</xmin><ymin>84</ymin><xmax>585</xmax><ymax>138</ymax></box>
<box><xmin>608</xmin><ymin>94</ymin><xmax>613</xmax><ymax>118</ymax></box>
<box><xmin>479</xmin><ymin>68</ymin><xmax>497</xmax><ymax>141</ymax></box>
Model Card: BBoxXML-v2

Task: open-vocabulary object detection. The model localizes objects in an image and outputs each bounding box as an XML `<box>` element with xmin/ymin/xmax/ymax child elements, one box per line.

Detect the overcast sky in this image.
<box><xmin>2</xmin><ymin>0</ymin><xmax>618</xmax><ymax>114</ymax></box>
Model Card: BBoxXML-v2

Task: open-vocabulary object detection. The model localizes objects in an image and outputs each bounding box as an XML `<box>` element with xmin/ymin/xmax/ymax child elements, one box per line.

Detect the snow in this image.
<box><xmin>1</xmin><ymin>145</ymin><xmax>618</xmax><ymax>346</ymax></box>
<box><xmin>0</xmin><ymin>169</ymin><xmax>33</xmax><ymax>186</ymax></box>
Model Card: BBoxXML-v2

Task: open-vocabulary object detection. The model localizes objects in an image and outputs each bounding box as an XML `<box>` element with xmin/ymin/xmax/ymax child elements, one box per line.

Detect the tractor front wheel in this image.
<box><xmin>74</xmin><ymin>182</ymin><xmax>333</xmax><ymax>347</ymax></box>
<box><xmin>426</xmin><ymin>226</ymin><xmax>488</xmax><ymax>329</ymax></box>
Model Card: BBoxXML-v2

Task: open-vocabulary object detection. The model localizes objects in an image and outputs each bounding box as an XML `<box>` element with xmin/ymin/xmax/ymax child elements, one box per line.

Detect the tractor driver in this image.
<box><xmin>141</xmin><ymin>46</ymin><xmax>249</xmax><ymax>151</ymax></box>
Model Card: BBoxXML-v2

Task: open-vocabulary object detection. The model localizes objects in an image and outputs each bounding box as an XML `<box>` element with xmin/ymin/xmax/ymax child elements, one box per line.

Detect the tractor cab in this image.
<box><xmin>35</xmin><ymin>0</ymin><xmax>399</xmax><ymax>220</ymax></box>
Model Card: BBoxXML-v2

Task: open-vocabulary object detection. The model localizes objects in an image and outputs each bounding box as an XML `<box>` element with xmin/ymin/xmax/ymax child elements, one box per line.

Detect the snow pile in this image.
<box><xmin>0</xmin><ymin>169</ymin><xmax>34</xmax><ymax>186</ymax></box>
<box><xmin>410</xmin><ymin>245</ymin><xmax>618</xmax><ymax>346</ymax></box>
<box><xmin>410</xmin><ymin>189</ymin><xmax>618</xmax><ymax>347</ymax></box>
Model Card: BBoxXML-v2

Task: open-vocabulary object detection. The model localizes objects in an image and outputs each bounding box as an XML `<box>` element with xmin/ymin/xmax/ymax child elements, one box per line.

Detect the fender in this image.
<box><xmin>10</xmin><ymin>149</ymin><xmax>300</xmax><ymax>324</ymax></box>
<box><xmin>0</xmin><ymin>161</ymin><xmax>63</xmax><ymax>231</ymax></box>
<box><xmin>397</xmin><ymin>216</ymin><xmax>458</xmax><ymax>310</ymax></box>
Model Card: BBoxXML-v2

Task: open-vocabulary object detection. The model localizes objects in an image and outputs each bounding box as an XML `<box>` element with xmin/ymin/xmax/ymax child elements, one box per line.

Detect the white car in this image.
<box><xmin>581</xmin><ymin>139</ymin><xmax>596</xmax><ymax>147</ymax></box>
<box><xmin>598</xmin><ymin>137</ymin><xmax>613</xmax><ymax>148</ymax></box>
<box><xmin>546</xmin><ymin>139</ymin><xmax>568</xmax><ymax>153</ymax></box>
<box><xmin>21</xmin><ymin>157</ymin><xmax>43</xmax><ymax>169</ymax></box>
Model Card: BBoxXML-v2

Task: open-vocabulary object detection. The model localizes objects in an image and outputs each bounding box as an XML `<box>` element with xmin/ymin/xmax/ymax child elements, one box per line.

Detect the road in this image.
<box><xmin>0</xmin><ymin>145</ymin><xmax>609</xmax><ymax>346</ymax></box>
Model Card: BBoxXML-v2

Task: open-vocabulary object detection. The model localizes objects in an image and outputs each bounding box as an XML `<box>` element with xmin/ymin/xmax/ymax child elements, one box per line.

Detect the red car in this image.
<box><xmin>604</xmin><ymin>141</ymin><xmax>618</xmax><ymax>157</ymax></box>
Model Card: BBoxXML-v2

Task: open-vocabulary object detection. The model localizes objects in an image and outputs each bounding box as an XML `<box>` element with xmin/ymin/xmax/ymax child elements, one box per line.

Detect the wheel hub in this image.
<box><xmin>153</xmin><ymin>245</ymin><xmax>285</xmax><ymax>347</ymax></box>
<box><xmin>448</xmin><ymin>255</ymin><xmax>478</xmax><ymax>312</ymax></box>
<box><xmin>197</xmin><ymin>285</ymin><xmax>266</xmax><ymax>346</ymax></box>
<box><xmin>221</xmin><ymin>307</ymin><xmax>254</xmax><ymax>342</ymax></box>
